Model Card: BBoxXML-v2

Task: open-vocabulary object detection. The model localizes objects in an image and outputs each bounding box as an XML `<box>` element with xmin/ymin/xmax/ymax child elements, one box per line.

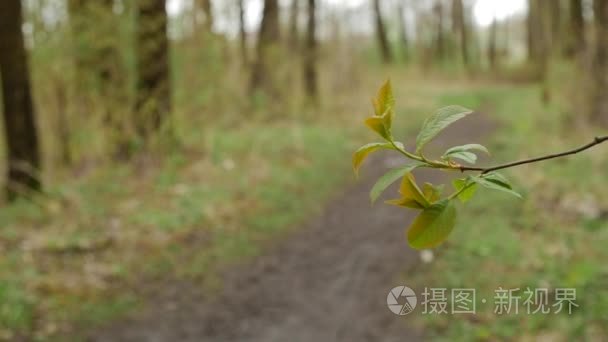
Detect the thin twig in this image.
<box><xmin>459</xmin><ymin>135</ymin><xmax>608</xmax><ymax>174</ymax></box>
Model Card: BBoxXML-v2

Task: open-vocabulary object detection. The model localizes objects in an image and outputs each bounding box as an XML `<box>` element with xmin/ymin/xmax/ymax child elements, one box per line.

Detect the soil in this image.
<box><xmin>88</xmin><ymin>114</ymin><xmax>495</xmax><ymax>342</ymax></box>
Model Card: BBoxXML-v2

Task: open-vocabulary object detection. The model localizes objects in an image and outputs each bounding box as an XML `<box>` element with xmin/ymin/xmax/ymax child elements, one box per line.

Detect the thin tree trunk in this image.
<box><xmin>238</xmin><ymin>0</ymin><xmax>248</xmax><ymax>65</ymax></box>
<box><xmin>373</xmin><ymin>0</ymin><xmax>393</xmax><ymax>63</ymax></box>
<box><xmin>527</xmin><ymin>0</ymin><xmax>538</xmax><ymax>62</ymax></box>
<box><xmin>303</xmin><ymin>0</ymin><xmax>318</xmax><ymax>103</ymax></box>
<box><xmin>135</xmin><ymin>0</ymin><xmax>171</xmax><ymax>140</ymax></box>
<box><xmin>250</xmin><ymin>0</ymin><xmax>280</xmax><ymax>94</ymax></box>
<box><xmin>488</xmin><ymin>17</ymin><xmax>498</xmax><ymax>69</ymax></box>
<box><xmin>201</xmin><ymin>0</ymin><xmax>214</xmax><ymax>31</ymax></box>
<box><xmin>289</xmin><ymin>0</ymin><xmax>299</xmax><ymax>50</ymax></box>
<box><xmin>452</xmin><ymin>0</ymin><xmax>468</xmax><ymax>66</ymax></box>
<box><xmin>434</xmin><ymin>0</ymin><xmax>445</xmax><ymax>61</ymax></box>
<box><xmin>568</xmin><ymin>0</ymin><xmax>585</xmax><ymax>56</ymax></box>
<box><xmin>0</xmin><ymin>0</ymin><xmax>42</xmax><ymax>200</ymax></box>
<box><xmin>592</xmin><ymin>0</ymin><xmax>608</xmax><ymax>126</ymax></box>
<box><xmin>398</xmin><ymin>1</ymin><xmax>409</xmax><ymax>62</ymax></box>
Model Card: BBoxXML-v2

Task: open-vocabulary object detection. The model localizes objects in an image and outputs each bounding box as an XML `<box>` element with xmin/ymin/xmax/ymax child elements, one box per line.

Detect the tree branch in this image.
<box><xmin>458</xmin><ymin>135</ymin><xmax>608</xmax><ymax>174</ymax></box>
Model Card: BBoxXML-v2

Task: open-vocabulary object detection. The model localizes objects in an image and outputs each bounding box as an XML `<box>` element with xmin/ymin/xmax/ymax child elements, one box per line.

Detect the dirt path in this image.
<box><xmin>89</xmin><ymin>115</ymin><xmax>494</xmax><ymax>342</ymax></box>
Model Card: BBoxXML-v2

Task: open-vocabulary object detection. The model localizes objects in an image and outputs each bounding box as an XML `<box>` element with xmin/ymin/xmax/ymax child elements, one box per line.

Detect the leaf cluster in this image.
<box><xmin>353</xmin><ymin>81</ymin><xmax>521</xmax><ymax>249</ymax></box>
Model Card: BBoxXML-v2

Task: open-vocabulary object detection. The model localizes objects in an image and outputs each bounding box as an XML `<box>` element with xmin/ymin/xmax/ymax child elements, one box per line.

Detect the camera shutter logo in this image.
<box><xmin>387</xmin><ymin>286</ymin><xmax>417</xmax><ymax>315</ymax></box>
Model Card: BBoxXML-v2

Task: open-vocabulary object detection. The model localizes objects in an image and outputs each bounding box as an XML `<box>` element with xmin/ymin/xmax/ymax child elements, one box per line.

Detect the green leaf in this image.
<box><xmin>452</xmin><ymin>178</ymin><xmax>477</xmax><ymax>203</ymax></box>
<box><xmin>422</xmin><ymin>183</ymin><xmax>443</xmax><ymax>203</ymax></box>
<box><xmin>407</xmin><ymin>199</ymin><xmax>457</xmax><ymax>249</ymax></box>
<box><xmin>482</xmin><ymin>172</ymin><xmax>512</xmax><ymax>189</ymax></box>
<box><xmin>365</xmin><ymin>115</ymin><xmax>391</xmax><ymax>140</ymax></box>
<box><xmin>372</xmin><ymin>80</ymin><xmax>395</xmax><ymax>116</ymax></box>
<box><xmin>471</xmin><ymin>176</ymin><xmax>522</xmax><ymax>199</ymax></box>
<box><xmin>384</xmin><ymin>172</ymin><xmax>430</xmax><ymax>207</ymax></box>
<box><xmin>445</xmin><ymin>144</ymin><xmax>490</xmax><ymax>156</ymax></box>
<box><xmin>446</xmin><ymin>151</ymin><xmax>477</xmax><ymax>164</ymax></box>
<box><xmin>398</xmin><ymin>172</ymin><xmax>430</xmax><ymax>207</ymax></box>
<box><xmin>415</xmin><ymin>105</ymin><xmax>474</xmax><ymax>152</ymax></box>
<box><xmin>369</xmin><ymin>162</ymin><xmax>423</xmax><ymax>203</ymax></box>
<box><xmin>353</xmin><ymin>142</ymin><xmax>399</xmax><ymax>175</ymax></box>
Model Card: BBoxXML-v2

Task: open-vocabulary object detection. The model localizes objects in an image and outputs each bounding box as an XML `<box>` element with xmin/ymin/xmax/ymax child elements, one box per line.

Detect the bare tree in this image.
<box><xmin>201</xmin><ymin>0</ymin><xmax>214</xmax><ymax>31</ymax></box>
<box><xmin>397</xmin><ymin>1</ymin><xmax>410</xmax><ymax>62</ymax></box>
<box><xmin>250</xmin><ymin>0</ymin><xmax>280</xmax><ymax>94</ymax></box>
<box><xmin>434</xmin><ymin>0</ymin><xmax>446</xmax><ymax>61</ymax></box>
<box><xmin>373</xmin><ymin>0</ymin><xmax>393</xmax><ymax>63</ymax></box>
<box><xmin>488</xmin><ymin>17</ymin><xmax>498</xmax><ymax>69</ymax></box>
<box><xmin>135</xmin><ymin>0</ymin><xmax>171</xmax><ymax>139</ymax></box>
<box><xmin>452</xmin><ymin>0</ymin><xmax>469</xmax><ymax>66</ymax></box>
<box><xmin>303</xmin><ymin>0</ymin><xmax>318</xmax><ymax>103</ymax></box>
<box><xmin>592</xmin><ymin>0</ymin><xmax>608</xmax><ymax>126</ymax></box>
<box><xmin>567</xmin><ymin>0</ymin><xmax>586</xmax><ymax>56</ymax></box>
<box><xmin>0</xmin><ymin>0</ymin><xmax>42</xmax><ymax>199</ymax></box>
<box><xmin>238</xmin><ymin>0</ymin><xmax>248</xmax><ymax>65</ymax></box>
<box><xmin>289</xmin><ymin>0</ymin><xmax>300</xmax><ymax>50</ymax></box>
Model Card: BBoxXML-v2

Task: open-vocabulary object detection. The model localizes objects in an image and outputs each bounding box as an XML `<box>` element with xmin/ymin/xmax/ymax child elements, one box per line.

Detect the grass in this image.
<box><xmin>408</xmin><ymin>70</ymin><xmax>608</xmax><ymax>341</ymax></box>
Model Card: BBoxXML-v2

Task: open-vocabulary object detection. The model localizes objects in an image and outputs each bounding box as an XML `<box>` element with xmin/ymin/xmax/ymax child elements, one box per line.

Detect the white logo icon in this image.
<box><xmin>387</xmin><ymin>286</ymin><xmax>417</xmax><ymax>315</ymax></box>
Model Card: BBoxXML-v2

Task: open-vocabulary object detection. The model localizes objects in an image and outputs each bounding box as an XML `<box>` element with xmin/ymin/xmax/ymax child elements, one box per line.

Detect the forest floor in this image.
<box><xmin>87</xmin><ymin>113</ymin><xmax>495</xmax><ymax>341</ymax></box>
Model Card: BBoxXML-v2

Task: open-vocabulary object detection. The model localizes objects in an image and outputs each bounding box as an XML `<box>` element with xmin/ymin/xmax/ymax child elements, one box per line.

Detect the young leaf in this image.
<box><xmin>385</xmin><ymin>197</ymin><xmax>425</xmax><ymax>209</ymax></box>
<box><xmin>385</xmin><ymin>172</ymin><xmax>430</xmax><ymax>208</ymax></box>
<box><xmin>370</xmin><ymin>162</ymin><xmax>423</xmax><ymax>203</ymax></box>
<box><xmin>398</xmin><ymin>172</ymin><xmax>431</xmax><ymax>208</ymax></box>
<box><xmin>446</xmin><ymin>151</ymin><xmax>477</xmax><ymax>164</ymax></box>
<box><xmin>471</xmin><ymin>176</ymin><xmax>522</xmax><ymax>199</ymax></box>
<box><xmin>422</xmin><ymin>183</ymin><xmax>443</xmax><ymax>203</ymax></box>
<box><xmin>452</xmin><ymin>178</ymin><xmax>477</xmax><ymax>203</ymax></box>
<box><xmin>444</xmin><ymin>144</ymin><xmax>490</xmax><ymax>156</ymax></box>
<box><xmin>365</xmin><ymin>115</ymin><xmax>392</xmax><ymax>140</ymax></box>
<box><xmin>407</xmin><ymin>199</ymin><xmax>457</xmax><ymax>249</ymax></box>
<box><xmin>416</xmin><ymin>105</ymin><xmax>474</xmax><ymax>152</ymax></box>
<box><xmin>353</xmin><ymin>142</ymin><xmax>400</xmax><ymax>175</ymax></box>
<box><xmin>372</xmin><ymin>80</ymin><xmax>395</xmax><ymax>116</ymax></box>
<box><xmin>482</xmin><ymin>172</ymin><xmax>512</xmax><ymax>189</ymax></box>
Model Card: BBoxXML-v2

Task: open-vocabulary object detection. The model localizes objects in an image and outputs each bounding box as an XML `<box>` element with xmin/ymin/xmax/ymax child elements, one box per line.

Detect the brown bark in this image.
<box><xmin>451</xmin><ymin>0</ymin><xmax>468</xmax><ymax>66</ymax></box>
<box><xmin>567</xmin><ymin>0</ymin><xmax>586</xmax><ymax>56</ymax></box>
<box><xmin>373</xmin><ymin>0</ymin><xmax>393</xmax><ymax>63</ymax></box>
<box><xmin>527</xmin><ymin>0</ymin><xmax>538</xmax><ymax>62</ymax></box>
<box><xmin>397</xmin><ymin>1</ymin><xmax>409</xmax><ymax>61</ymax></box>
<box><xmin>303</xmin><ymin>0</ymin><xmax>318</xmax><ymax>103</ymax></box>
<box><xmin>488</xmin><ymin>17</ymin><xmax>498</xmax><ymax>69</ymax></box>
<box><xmin>250</xmin><ymin>0</ymin><xmax>280</xmax><ymax>94</ymax></box>
<box><xmin>238</xmin><ymin>0</ymin><xmax>248</xmax><ymax>65</ymax></box>
<box><xmin>201</xmin><ymin>0</ymin><xmax>214</xmax><ymax>31</ymax></box>
<box><xmin>434</xmin><ymin>0</ymin><xmax>445</xmax><ymax>61</ymax></box>
<box><xmin>289</xmin><ymin>0</ymin><xmax>300</xmax><ymax>50</ymax></box>
<box><xmin>592</xmin><ymin>0</ymin><xmax>608</xmax><ymax>126</ymax></box>
<box><xmin>0</xmin><ymin>0</ymin><xmax>42</xmax><ymax>200</ymax></box>
<box><xmin>135</xmin><ymin>0</ymin><xmax>171</xmax><ymax>139</ymax></box>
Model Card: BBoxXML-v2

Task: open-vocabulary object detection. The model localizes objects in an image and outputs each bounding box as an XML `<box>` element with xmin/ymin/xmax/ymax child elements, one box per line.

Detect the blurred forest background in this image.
<box><xmin>1</xmin><ymin>0</ymin><xmax>607</xmax><ymax>340</ymax></box>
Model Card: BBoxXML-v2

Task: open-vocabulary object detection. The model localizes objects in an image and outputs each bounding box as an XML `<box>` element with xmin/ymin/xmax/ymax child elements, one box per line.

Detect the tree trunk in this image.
<box><xmin>488</xmin><ymin>17</ymin><xmax>498</xmax><ymax>69</ymax></box>
<box><xmin>238</xmin><ymin>0</ymin><xmax>248</xmax><ymax>65</ymax></box>
<box><xmin>452</xmin><ymin>0</ymin><xmax>468</xmax><ymax>66</ymax></box>
<box><xmin>0</xmin><ymin>0</ymin><xmax>42</xmax><ymax>200</ymax></box>
<box><xmin>303</xmin><ymin>0</ymin><xmax>318</xmax><ymax>103</ymax></box>
<box><xmin>250</xmin><ymin>0</ymin><xmax>280</xmax><ymax>94</ymax></box>
<box><xmin>527</xmin><ymin>0</ymin><xmax>538</xmax><ymax>62</ymax></box>
<box><xmin>289</xmin><ymin>0</ymin><xmax>299</xmax><ymax>50</ymax></box>
<box><xmin>135</xmin><ymin>0</ymin><xmax>171</xmax><ymax>139</ymax></box>
<box><xmin>592</xmin><ymin>0</ymin><xmax>608</xmax><ymax>126</ymax></box>
<box><xmin>434</xmin><ymin>0</ymin><xmax>445</xmax><ymax>61</ymax></box>
<box><xmin>200</xmin><ymin>0</ymin><xmax>214</xmax><ymax>31</ymax></box>
<box><xmin>373</xmin><ymin>0</ymin><xmax>392</xmax><ymax>63</ymax></box>
<box><xmin>398</xmin><ymin>1</ymin><xmax>409</xmax><ymax>62</ymax></box>
<box><xmin>567</xmin><ymin>0</ymin><xmax>585</xmax><ymax>56</ymax></box>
